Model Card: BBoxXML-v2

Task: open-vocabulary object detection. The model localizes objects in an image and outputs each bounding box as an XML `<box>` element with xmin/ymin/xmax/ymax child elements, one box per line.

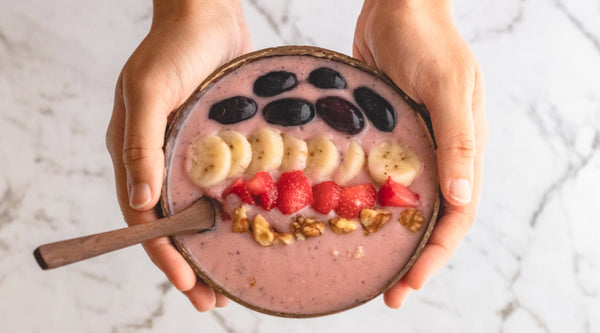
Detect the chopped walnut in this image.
<box><xmin>399</xmin><ymin>208</ymin><xmax>425</xmax><ymax>232</ymax></box>
<box><xmin>251</xmin><ymin>214</ymin><xmax>275</xmax><ymax>246</ymax></box>
<box><xmin>231</xmin><ymin>206</ymin><xmax>250</xmax><ymax>233</ymax></box>
<box><xmin>360</xmin><ymin>209</ymin><xmax>392</xmax><ymax>235</ymax></box>
<box><xmin>328</xmin><ymin>217</ymin><xmax>358</xmax><ymax>234</ymax></box>
<box><xmin>290</xmin><ymin>215</ymin><xmax>325</xmax><ymax>240</ymax></box>
<box><xmin>275</xmin><ymin>232</ymin><xmax>293</xmax><ymax>245</ymax></box>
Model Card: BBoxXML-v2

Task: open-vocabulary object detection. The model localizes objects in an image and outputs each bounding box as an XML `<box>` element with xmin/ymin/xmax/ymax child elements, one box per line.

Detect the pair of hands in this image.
<box><xmin>106</xmin><ymin>0</ymin><xmax>488</xmax><ymax>311</ymax></box>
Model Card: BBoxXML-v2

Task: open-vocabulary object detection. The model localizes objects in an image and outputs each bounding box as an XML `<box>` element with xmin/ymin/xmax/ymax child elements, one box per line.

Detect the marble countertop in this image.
<box><xmin>1</xmin><ymin>0</ymin><xmax>598</xmax><ymax>332</ymax></box>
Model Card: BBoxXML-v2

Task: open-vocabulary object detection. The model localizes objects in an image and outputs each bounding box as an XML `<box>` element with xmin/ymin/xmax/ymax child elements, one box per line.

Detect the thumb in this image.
<box><xmin>122</xmin><ymin>75</ymin><xmax>170</xmax><ymax>211</ymax></box>
<box><xmin>425</xmin><ymin>80</ymin><xmax>476</xmax><ymax>206</ymax></box>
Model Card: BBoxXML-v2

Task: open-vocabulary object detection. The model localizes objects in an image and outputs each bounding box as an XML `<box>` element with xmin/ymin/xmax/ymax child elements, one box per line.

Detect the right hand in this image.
<box><xmin>105</xmin><ymin>0</ymin><xmax>251</xmax><ymax>311</ymax></box>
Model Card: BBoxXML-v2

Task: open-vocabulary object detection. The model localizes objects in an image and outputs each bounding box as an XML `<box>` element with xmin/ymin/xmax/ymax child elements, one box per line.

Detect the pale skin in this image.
<box><xmin>106</xmin><ymin>0</ymin><xmax>488</xmax><ymax>311</ymax></box>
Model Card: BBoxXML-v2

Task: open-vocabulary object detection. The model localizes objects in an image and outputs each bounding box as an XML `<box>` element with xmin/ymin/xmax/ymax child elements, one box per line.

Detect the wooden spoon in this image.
<box><xmin>34</xmin><ymin>197</ymin><xmax>214</xmax><ymax>270</ymax></box>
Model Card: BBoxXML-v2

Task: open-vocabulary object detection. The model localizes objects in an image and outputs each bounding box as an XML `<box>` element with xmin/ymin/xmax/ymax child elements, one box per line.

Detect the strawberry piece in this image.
<box><xmin>378</xmin><ymin>177</ymin><xmax>421</xmax><ymax>207</ymax></box>
<box><xmin>223</xmin><ymin>178</ymin><xmax>255</xmax><ymax>205</ymax></box>
<box><xmin>335</xmin><ymin>183</ymin><xmax>377</xmax><ymax>219</ymax></box>
<box><xmin>277</xmin><ymin>170</ymin><xmax>313</xmax><ymax>215</ymax></box>
<box><xmin>311</xmin><ymin>181</ymin><xmax>341</xmax><ymax>214</ymax></box>
<box><xmin>246</xmin><ymin>171</ymin><xmax>278</xmax><ymax>210</ymax></box>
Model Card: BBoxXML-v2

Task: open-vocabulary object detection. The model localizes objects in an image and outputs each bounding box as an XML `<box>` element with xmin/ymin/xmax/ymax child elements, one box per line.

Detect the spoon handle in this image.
<box><xmin>34</xmin><ymin>198</ymin><xmax>214</xmax><ymax>270</ymax></box>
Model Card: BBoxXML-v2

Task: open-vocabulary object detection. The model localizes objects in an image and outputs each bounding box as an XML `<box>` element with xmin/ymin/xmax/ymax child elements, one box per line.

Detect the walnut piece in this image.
<box><xmin>290</xmin><ymin>215</ymin><xmax>325</xmax><ymax>240</ymax></box>
<box><xmin>275</xmin><ymin>232</ymin><xmax>294</xmax><ymax>245</ymax></box>
<box><xmin>328</xmin><ymin>217</ymin><xmax>358</xmax><ymax>234</ymax></box>
<box><xmin>251</xmin><ymin>214</ymin><xmax>275</xmax><ymax>246</ymax></box>
<box><xmin>360</xmin><ymin>209</ymin><xmax>392</xmax><ymax>235</ymax></box>
<box><xmin>399</xmin><ymin>208</ymin><xmax>425</xmax><ymax>233</ymax></box>
<box><xmin>231</xmin><ymin>205</ymin><xmax>250</xmax><ymax>233</ymax></box>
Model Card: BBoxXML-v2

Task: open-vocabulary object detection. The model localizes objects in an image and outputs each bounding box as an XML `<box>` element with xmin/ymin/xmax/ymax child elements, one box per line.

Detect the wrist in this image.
<box><xmin>362</xmin><ymin>0</ymin><xmax>452</xmax><ymax>18</ymax></box>
<box><xmin>152</xmin><ymin>0</ymin><xmax>244</xmax><ymax>27</ymax></box>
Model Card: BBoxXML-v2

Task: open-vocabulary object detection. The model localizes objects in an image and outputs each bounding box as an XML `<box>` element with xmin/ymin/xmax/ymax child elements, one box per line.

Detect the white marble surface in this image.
<box><xmin>1</xmin><ymin>0</ymin><xmax>599</xmax><ymax>332</ymax></box>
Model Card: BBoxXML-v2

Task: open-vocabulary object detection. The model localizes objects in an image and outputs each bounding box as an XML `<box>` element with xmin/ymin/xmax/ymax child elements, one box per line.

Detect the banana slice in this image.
<box><xmin>247</xmin><ymin>127</ymin><xmax>284</xmax><ymax>174</ymax></box>
<box><xmin>187</xmin><ymin>135</ymin><xmax>232</xmax><ymax>187</ymax></box>
<box><xmin>305</xmin><ymin>135</ymin><xmax>338</xmax><ymax>181</ymax></box>
<box><xmin>219</xmin><ymin>129</ymin><xmax>252</xmax><ymax>177</ymax></box>
<box><xmin>280</xmin><ymin>133</ymin><xmax>308</xmax><ymax>172</ymax></box>
<box><xmin>367</xmin><ymin>141</ymin><xmax>421</xmax><ymax>186</ymax></box>
<box><xmin>333</xmin><ymin>139</ymin><xmax>365</xmax><ymax>185</ymax></box>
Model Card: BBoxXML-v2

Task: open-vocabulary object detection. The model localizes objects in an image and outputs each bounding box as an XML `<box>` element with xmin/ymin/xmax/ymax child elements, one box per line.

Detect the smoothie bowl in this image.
<box><xmin>160</xmin><ymin>46</ymin><xmax>439</xmax><ymax>317</ymax></box>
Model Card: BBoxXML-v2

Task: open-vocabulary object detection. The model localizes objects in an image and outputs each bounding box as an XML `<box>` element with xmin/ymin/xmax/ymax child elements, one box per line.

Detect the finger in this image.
<box><xmin>383</xmin><ymin>279</ymin><xmax>412</xmax><ymax>308</ymax></box>
<box><xmin>143</xmin><ymin>237</ymin><xmax>198</xmax><ymax>292</ymax></box>
<box><xmin>121</xmin><ymin>69</ymin><xmax>170</xmax><ymax>211</ymax></box>
<box><xmin>425</xmin><ymin>69</ymin><xmax>477</xmax><ymax>207</ymax></box>
<box><xmin>184</xmin><ymin>281</ymin><xmax>217</xmax><ymax>312</ymax></box>
<box><xmin>215</xmin><ymin>292</ymin><xmax>230</xmax><ymax>308</ymax></box>
<box><xmin>402</xmin><ymin>151</ymin><xmax>484</xmax><ymax>291</ymax></box>
<box><xmin>107</xmin><ymin>79</ymin><xmax>199</xmax><ymax>293</ymax></box>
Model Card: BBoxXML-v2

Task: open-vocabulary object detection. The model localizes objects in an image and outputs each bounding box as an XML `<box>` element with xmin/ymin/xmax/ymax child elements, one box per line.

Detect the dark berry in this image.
<box><xmin>353</xmin><ymin>87</ymin><xmax>397</xmax><ymax>132</ymax></box>
<box><xmin>208</xmin><ymin>96</ymin><xmax>257</xmax><ymax>124</ymax></box>
<box><xmin>263</xmin><ymin>98</ymin><xmax>315</xmax><ymax>126</ymax></box>
<box><xmin>308</xmin><ymin>67</ymin><xmax>346</xmax><ymax>89</ymax></box>
<box><xmin>253</xmin><ymin>71</ymin><xmax>298</xmax><ymax>97</ymax></box>
<box><xmin>315</xmin><ymin>96</ymin><xmax>364</xmax><ymax>134</ymax></box>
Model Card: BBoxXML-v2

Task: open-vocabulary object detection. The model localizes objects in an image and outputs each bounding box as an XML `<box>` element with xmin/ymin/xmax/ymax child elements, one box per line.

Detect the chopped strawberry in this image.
<box><xmin>277</xmin><ymin>170</ymin><xmax>313</xmax><ymax>215</ymax></box>
<box><xmin>311</xmin><ymin>181</ymin><xmax>341</xmax><ymax>214</ymax></box>
<box><xmin>378</xmin><ymin>177</ymin><xmax>421</xmax><ymax>207</ymax></box>
<box><xmin>335</xmin><ymin>183</ymin><xmax>377</xmax><ymax>219</ymax></box>
<box><xmin>246</xmin><ymin>171</ymin><xmax>278</xmax><ymax>210</ymax></box>
<box><xmin>222</xmin><ymin>178</ymin><xmax>255</xmax><ymax>205</ymax></box>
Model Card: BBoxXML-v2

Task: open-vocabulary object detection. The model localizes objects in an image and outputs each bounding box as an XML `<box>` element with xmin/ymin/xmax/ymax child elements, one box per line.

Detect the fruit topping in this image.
<box><xmin>335</xmin><ymin>183</ymin><xmax>377</xmax><ymax>219</ymax></box>
<box><xmin>290</xmin><ymin>215</ymin><xmax>326</xmax><ymax>240</ymax></box>
<box><xmin>223</xmin><ymin>178</ymin><xmax>255</xmax><ymax>205</ymax></box>
<box><xmin>315</xmin><ymin>96</ymin><xmax>365</xmax><ymax>134</ymax></box>
<box><xmin>333</xmin><ymin>139</ymin><xmax>365</xmax><ymax>185</ymax></box>
<box><xmin>276</xmin><ymin>171</ymin><xmax>314</xmax><ymax>215</ymax></box>
<box><xmin>328</xmin><ymin>217</ymin><xmax>358</xmax><ymax>234</ymax></box>
<box><xmin>311</xmin><ymin>181</ymin><xmax>340</xmax><ymax>214</ymax></box>
<box><xmin>368</xmin><ymin>141</ymin><xmax>421</xmax><ymax>186</ymax></box>
<box><xmin>253</xmin><ymin>71</ymin><xmax>298</xmax><ymax>97</ymax></box>
<box><xmin>353</xmin><ymin>87</ymin><xmax>396</xmax><ymax>132</ymax></box>
<box><xmin>247</xmin><ymin>171</ymin><xmax>278</xmax><ymax>210</ymax></box>
<box><xmin>263</xmin><ymin>98</ymin><xmax>315</xmax><ymax>126</ymax></box>
<box><xmin>231</xmin><ymin>205</ymin><xmax>250</xmax><ymax>233</ymax></box>
<box><xmin>378</xmin><ymin>177</ymin><xmax>421</xmax><ymax>207</ymax></box>
<box><xmin>247</xmin><ymin>127</ymin><xmax>284</xmax><ymax>175</ymax></box>
<box><xmin>209</xmin><ymin>96</ymin><xmax>257</xmax><ymax>124</ymax></box>
<box><xmin>187</xmin><ymin>136</ymin><xmax>231</xmax><ymax>188</ymax></box>
<box><xmin>280</xmin><ymin>133</ymin><xmax>308</xmax><ymax>172</ymax></box>
<box><xmin>308</xmin><ymin>67</ymin><xmax>347</xmax><ymax>89</ymax></box>
<box><xmin>399</xmin><ymin>208</ymin><xmax>425</xmax><ymax>233</ymax></box>
<box><xmin>305</xmin><ymin>135</ymin><xmax>339</xmax><ymax>181</ymax></box>
<box><xmin>360</xmin><ymin>209</ymin><xmax>392</xmax><ymax>235</ymax></box>
<box><xmin>219</xmin><ymin>129</ymin><xmax>252</xmax><ymax>178</ymax></box>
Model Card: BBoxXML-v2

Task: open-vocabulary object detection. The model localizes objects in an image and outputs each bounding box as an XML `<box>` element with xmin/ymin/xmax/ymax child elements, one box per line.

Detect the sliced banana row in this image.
<box><xmin>186</xmin><ymin>127</ymin><xmax>420</xmax><ymax>188</ymax></box>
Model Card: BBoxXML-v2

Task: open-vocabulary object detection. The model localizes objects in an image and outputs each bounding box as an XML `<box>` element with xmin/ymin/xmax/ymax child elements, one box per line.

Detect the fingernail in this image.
<box><xmin>448</xmin><ymin>178</ymin><xmax>471</xmax><ymax>204</ymax></box>
<box><xmin>129</xmin><ymin>183</ymin><xmax>151</xmax><ymax>209</ymax></box>
<box><xmin>399</xmin><ymin>289</ymin><xmax>413</xmax><ymax>308</ymax></box>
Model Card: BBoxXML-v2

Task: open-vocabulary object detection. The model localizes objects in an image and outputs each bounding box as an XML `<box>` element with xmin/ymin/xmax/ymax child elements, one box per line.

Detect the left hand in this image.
<box><xmin>353</xmin><ymin>0</ymin><xmax>489</xmax><ymax>308</ymax></box>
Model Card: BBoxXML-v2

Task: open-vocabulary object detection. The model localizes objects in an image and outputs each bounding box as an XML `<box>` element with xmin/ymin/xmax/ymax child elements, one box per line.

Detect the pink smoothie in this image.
<box><xmin>162</xmin><ymin>47</ymin><xmax>438</xmax><ymax>317</ymax></box>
